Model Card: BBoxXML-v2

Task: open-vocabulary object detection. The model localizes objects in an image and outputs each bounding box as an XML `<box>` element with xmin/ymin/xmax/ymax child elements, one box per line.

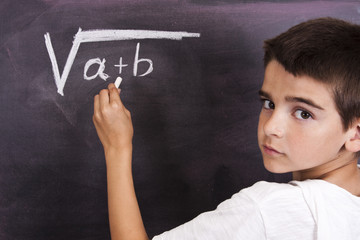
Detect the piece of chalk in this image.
<box><xmin>115</xmin><ymin>76</ymin><xmax>123</xmax><ymax>88</ymax></box>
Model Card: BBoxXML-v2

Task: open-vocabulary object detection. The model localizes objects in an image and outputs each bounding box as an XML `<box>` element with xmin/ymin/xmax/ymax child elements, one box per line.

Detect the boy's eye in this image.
<box><xmin>294</xmin><ymin>109</ymin><xmax>312</xmax><ymax>120</ymax></box>
<box><xmin>262</xmin><ymin>99</ymin><xmax>275</xmax><ymax>110</ymax></box>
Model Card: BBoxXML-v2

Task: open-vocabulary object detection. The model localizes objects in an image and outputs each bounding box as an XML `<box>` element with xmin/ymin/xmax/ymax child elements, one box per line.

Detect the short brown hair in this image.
<box><xmin>263</xmin><ymin>17</ymin><xmax>360</xmax><ymax>130</ymax></box>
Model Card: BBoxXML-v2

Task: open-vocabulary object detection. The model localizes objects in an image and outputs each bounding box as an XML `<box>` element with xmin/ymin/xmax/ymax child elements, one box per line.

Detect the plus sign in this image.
<box><xmin>114</xmin><ymin>57</ymin><xmax>129</xmax><ymax>74</ymax></box>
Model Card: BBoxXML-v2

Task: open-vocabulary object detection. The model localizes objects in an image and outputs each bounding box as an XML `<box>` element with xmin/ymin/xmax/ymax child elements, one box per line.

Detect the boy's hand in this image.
<box><xmin>93</xmin><ymin>83</ymin><xmax>134</xmax><ymax>154</ymax></box>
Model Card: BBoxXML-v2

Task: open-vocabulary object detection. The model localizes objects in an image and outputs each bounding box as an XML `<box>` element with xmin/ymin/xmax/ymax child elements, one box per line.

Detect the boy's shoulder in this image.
<box><xmin>240</xmin><ymin>180</ymin><xmax>303</xmax><ymax>203</ymax></box>
<box><xmin>240</xmin><ymin>179</ymin><xmax>360</xmax><ymax>204</ymax></box>
<box><xmin>238</xmin><ymin>180</ymin><xmax>360</xmax><ymax>239</ymax></box>
<box><xmin>292</xmin><ymin>179</ymin><xmax>360</xmax><ymax>239</ymax></box>
<box><xmin>220</xmin><ymin>180</ymin><xmax>309</xmax><ymax>216</ymax></box>
<box><xmin>218</xmin><ymin>181</ymin><xmax>316</xmax><ymax>239</ymax></box>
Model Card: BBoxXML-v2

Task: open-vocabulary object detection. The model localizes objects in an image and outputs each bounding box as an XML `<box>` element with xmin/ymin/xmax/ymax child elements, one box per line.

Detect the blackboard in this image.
<box><xmin>2</xmin><ymin>1</ymin><xmax>360</xmax><ymax>239</ymax></box>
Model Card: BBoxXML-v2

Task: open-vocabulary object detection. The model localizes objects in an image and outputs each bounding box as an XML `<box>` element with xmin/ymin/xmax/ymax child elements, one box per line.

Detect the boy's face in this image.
<box><xmin>257</xmin><ymin>60</ymin><xmax>354</xmax><ymax>178</ymax></box>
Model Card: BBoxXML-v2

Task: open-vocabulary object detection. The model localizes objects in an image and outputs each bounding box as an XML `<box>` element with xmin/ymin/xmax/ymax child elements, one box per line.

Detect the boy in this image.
<box><xmin>93</xmin><ymin>17</ymin><xmax>360</xmax><ymax>239</ymax></box>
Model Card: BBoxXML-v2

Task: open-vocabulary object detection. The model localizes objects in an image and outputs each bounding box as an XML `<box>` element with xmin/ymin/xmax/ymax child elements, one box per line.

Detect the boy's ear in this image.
<box><xmin>345</xmin><ymin>123</ymin><xmax>360</xmax><ymax>153</ymax></box>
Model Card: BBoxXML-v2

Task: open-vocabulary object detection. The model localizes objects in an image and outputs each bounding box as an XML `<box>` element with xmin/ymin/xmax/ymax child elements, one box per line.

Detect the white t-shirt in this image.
<box><xmin>153</xmin><ymin>180</ymin><xmax>360</xmax><ymax>240</ymax></box>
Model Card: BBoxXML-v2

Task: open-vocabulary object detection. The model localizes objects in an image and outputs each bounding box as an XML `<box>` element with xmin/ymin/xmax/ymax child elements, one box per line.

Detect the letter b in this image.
<box><xmin>133</xmin><ymin>42</ymin><xmax>153</xmax><ymax>77</ymax></box>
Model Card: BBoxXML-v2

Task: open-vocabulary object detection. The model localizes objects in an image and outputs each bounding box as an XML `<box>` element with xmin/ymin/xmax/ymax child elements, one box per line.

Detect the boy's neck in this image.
<box><xmin>292</xmin><ymin>155</ymin><xmax>360</xmax><ymax>196</ymax></box>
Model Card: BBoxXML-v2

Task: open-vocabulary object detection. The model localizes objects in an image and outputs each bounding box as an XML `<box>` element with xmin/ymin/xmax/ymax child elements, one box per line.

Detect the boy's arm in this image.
<box><xmin>93</xmin><ymin>83</ymin><xmax>148</xmax><ymax>240</ymax></box>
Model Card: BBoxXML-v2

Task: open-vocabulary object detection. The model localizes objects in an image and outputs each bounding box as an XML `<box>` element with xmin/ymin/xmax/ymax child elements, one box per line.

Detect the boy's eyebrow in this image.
<box><xmin>258</xmin><ymin>89</ymin><xmax>325</xmax><ymax>110</ymax></box>
<box><xmin>258</xmin><ymin>90</ymin><xmax>271</xmax><ymax>99</ymax></box>
<box><xmin>285</xmin><ymin>96</ymin><xmax>325</xmax><ymax>110</ymax></box>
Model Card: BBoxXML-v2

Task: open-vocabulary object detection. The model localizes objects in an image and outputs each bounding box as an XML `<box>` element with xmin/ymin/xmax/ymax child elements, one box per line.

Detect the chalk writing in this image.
<box><xmin>133</xmin><ymin>42</ymin><xmax>153</xmax><ymax>77</ymax></box>
<box><xmin>82</xmin><ymin>42</ymin><xmax>152</xmax><ymax>82</ymax></box>
<box><xmin>114</xmin><ymin>57</ymin><xmax>128</xmax><ymax>74</ymax></box>
<box><xmin>44</xmin><ymin>28</ymin><xmax>200</xmax><ymax>96</ymax></box>
<box><xmin>83</xmin><ymin>58</ymin><xmax>109</xmax><ymax>81</ymax></box>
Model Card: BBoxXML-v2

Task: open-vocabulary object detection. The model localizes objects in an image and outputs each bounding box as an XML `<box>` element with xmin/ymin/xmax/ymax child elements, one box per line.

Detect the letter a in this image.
<box><xmin>83</xmin><ymin>58</ymin><xmax>109</xmax><ymax>81</ymax></box>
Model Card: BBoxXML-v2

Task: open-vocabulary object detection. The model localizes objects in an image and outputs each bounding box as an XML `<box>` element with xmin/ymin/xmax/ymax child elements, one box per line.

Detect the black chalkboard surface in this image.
<box><xmin>1</xmin><ymin>1</ymin><xmax>360</xmax><ymax>239</ymax></box>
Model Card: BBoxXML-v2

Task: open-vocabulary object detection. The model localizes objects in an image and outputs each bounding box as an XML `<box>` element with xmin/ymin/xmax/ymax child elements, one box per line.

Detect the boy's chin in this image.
<box><xmin>263</xmin><ymin>160</ymin><xmax>292</xmax><ymax>174</ymax></box>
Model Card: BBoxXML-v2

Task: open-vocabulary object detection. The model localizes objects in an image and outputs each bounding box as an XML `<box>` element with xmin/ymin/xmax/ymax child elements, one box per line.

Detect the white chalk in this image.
<box><xmin>115</xmin><ymin>76</ymin><xmax>123</xmax><ymax>88</ymax></box>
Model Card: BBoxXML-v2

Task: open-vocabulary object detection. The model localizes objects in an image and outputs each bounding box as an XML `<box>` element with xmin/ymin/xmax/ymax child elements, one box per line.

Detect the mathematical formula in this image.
<box><xmin>44</xmin><ymin>28</ymin><xmax>200</xmax><ymax>96</ymax></box>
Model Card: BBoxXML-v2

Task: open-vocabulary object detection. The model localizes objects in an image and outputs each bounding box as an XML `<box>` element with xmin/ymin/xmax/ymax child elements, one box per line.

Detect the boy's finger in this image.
<box><xmin>108</xmin><ymin>83</ymin><xmax>121</xmax><ymax>104</ymax></box>
<box><xmin>108</xmin><ymin>84</ymin><xmax>127</xmax><ymax>110</ymax></box>
<box><xmin>108</xmin><ymin>83</ymin><xmax>116</xmax><ymax>89</ymax></box>
<box><xmin>94</xmin><ymin>94</ymin><xmax>100</xmax><ymax>115</ymax></box>
<box><xmin>99</xmin><ymin>89</ymin><xmax>110</xmax><ymax>109</ymax></box>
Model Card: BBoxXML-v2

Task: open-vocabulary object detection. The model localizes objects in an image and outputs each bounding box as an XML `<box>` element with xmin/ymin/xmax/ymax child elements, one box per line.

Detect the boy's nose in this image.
<box><xmin>263</xmin><ymin>111</ymin><xmax>284</xmax><ymax>138</ymax></box>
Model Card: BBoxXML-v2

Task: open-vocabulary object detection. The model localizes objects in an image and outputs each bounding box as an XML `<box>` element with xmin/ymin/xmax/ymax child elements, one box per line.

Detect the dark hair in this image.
<box><xmin>263</xmin><ymin>17</ymin><xmax>360</xmax><ymax>131</ymax></box>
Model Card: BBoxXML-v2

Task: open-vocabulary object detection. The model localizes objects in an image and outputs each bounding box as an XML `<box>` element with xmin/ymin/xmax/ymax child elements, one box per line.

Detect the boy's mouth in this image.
<box><xmin>262</xmin><ymin>144</ymin><xmax>283</xmax><ymax>156</ymax></box>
